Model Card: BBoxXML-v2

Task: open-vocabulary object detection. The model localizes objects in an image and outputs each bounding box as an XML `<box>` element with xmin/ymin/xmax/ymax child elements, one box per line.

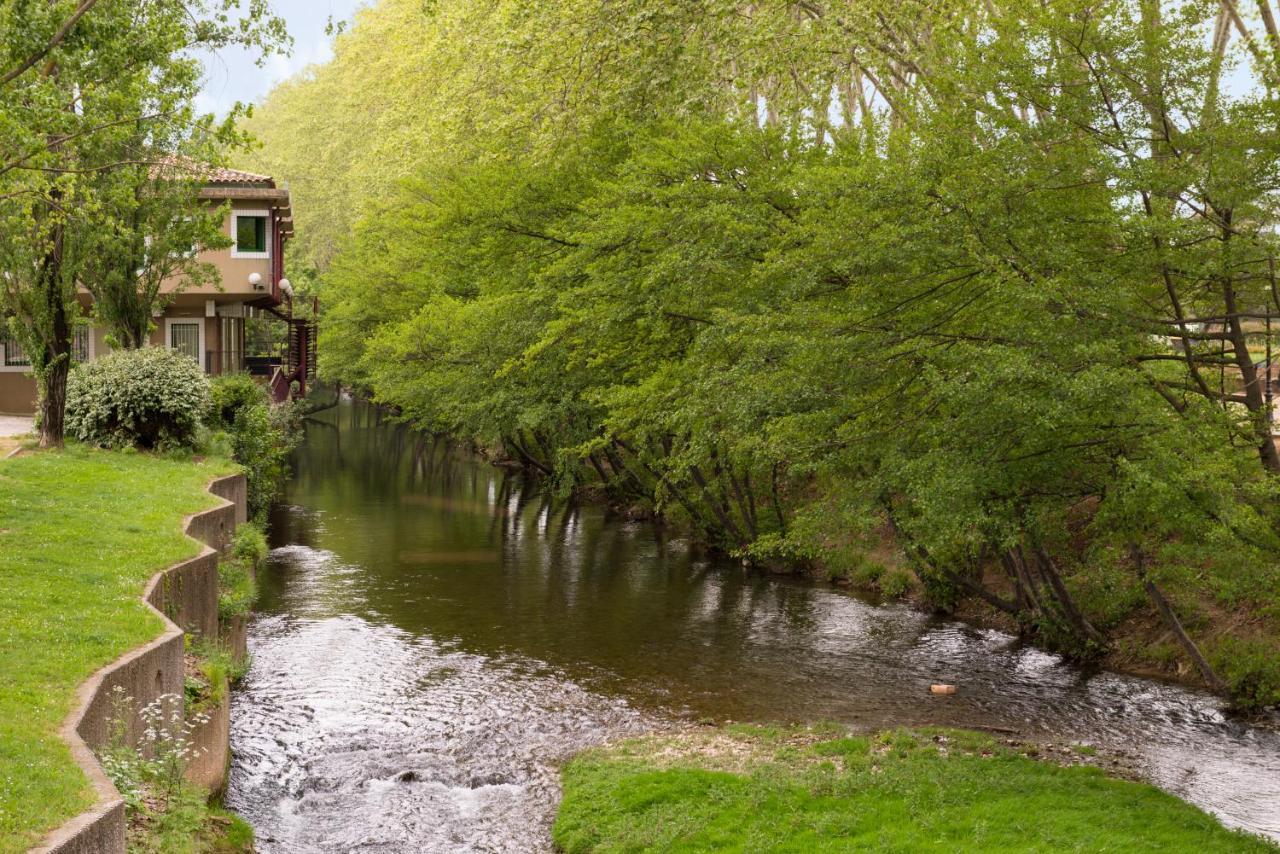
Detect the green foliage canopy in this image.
<box><xmin>245</xmin><ymin>0</ymin><xmax>1280</xmax><ymax>704</ymax></box>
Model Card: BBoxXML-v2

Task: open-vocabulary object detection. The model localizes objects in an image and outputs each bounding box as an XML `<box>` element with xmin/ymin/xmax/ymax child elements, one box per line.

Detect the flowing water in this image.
<box><xmin>226</xmin><ymin>400</ymin><xmax>1280</xmax><ymax>852</ymax></box>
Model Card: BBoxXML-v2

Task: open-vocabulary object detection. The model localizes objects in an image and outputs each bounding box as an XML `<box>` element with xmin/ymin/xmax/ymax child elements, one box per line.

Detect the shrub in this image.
<box><xmin>65</xmin><ymin>347</ymin><xmax>209</xmax><ymax>450</ymax></box>
<box><xmin>218</xmin><ymin>558</ymin><xmax>258</xmax><ymax>621</ymax></box>
<box><xmin>231</xmin><ymin>524</ymin><xmax>268</xmax><ymax>567</ymax></box>
<box><xmin>207</xmin><ymin>373</ymin><xmax>266</xmax><ymax>427</ymax></box>
<box><xmin>879</xmin><ymin>567</ymin><xmax>915</xmax><ymax>599</ymax></box>
<box><xmin>205</xmin><ymin>374</ymin><xmax>298</xmax><ymax>522</ymax></box>
<box><xmin>231</xmin><ymin>401</ymin><xmax>298</xmax><ymax>522</ymax></box>
<box><xmin>1210</xmin><ymin>636</ymin><xmax>1280</xmax><ymax>712</ymax></box>
<box><xmin>850</xmin><ymin>554</ymin><xmax>888</xmax><ymax>588</ymax></box>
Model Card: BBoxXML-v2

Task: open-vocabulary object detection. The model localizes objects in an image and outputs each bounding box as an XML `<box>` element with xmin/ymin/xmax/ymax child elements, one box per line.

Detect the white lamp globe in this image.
<box><xmin>248</xmin><ymin>272</ymin><xmax>263</xmax><ymax>288</ymax></box>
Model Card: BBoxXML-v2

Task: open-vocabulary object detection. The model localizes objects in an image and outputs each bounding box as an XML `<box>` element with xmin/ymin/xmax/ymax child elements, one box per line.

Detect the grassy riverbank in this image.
<box><xmin>0</xmin><ymin>446</ymin><xmax>236</xmax><ymax>853</ymax></box>
<box><xmin>554</xmin><ymin>725</ymin><xmax>1275</xmax><ymax>852</ymax></box>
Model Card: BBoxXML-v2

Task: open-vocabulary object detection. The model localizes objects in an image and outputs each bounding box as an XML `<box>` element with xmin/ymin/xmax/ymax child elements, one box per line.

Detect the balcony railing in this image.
<box><xmin>245</xmin><ymin>354</ymin><xmax>283</xmax><ymax>377</ymax></box>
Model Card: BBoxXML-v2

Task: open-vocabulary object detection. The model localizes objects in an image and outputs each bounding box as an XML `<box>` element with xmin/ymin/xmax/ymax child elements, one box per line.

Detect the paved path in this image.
<box><xmin>0</xmin><ymin>415</ymin><xmax>33</xmax><ymax>438</ymax></box>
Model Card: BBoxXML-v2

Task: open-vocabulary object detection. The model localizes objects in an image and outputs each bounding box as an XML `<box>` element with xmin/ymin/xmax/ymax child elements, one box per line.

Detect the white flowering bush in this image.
<box><xmin>94</xmin><ymin>686</ymin><xmax>251</xmax><ymax>850</ymax></box>
<box><xmin>66</xmin><ymin>347</ymin><xmax>209</xmax><ymax>450</ymax></box>
<box><xmin>98</xmin><ymin>686</ymin><xmax>210</xmax><ymax>810</ymax></box>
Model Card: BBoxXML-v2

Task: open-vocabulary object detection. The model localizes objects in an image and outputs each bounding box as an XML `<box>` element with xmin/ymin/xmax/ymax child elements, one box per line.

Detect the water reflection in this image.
<box><xmin>228</xmin><ymin>400</ymin><xmax>1280</xmax><ymax>850</ymax></box>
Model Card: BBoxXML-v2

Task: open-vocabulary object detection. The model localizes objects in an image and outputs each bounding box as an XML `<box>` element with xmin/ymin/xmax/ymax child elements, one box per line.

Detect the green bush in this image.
<box><xmin>205</xmin><ymin>374</ymin><xmax>298</xmax><ymax>522</ymax></box>
<box><xmin>879</xmin><ymin>567</ymin><xmax>915</xmax><ymax>599</ymax></box>
<box><xmin>66</xmin><ymin>348</ymin><xmax>209</xmax><ymax>450</ymax></box>
<box><xmin>218</xmin><ymin>558</ymin><xmax>258</xmax><ymax>620</ymax></box>
<box><xmin>194</xmin><ymin>424</ymin><xmax>234</xmax><ymax>460</ymax></box>
<box><xmin>231</xmin><ymin>401</ymin><xmax>298</xmax><ymax>522</ymax></box>
<box><xmin>1210</xmin><ymin>636</ymin><xmax>1280</xmax><ymax>712</ymax></box>
<box><xmin>850</xmin><ymin>555</ymin><xmax>888</xmax><ymax>588</ymax></box>
<box><xmin>231</xmin><ymin>524</ymin><xmax>268</xmax><ymax>567</ymax></box>
<box><xmin>207</xmin><ymin>373</ymin><xmax>266</xmax><ymax>427</ymax></box>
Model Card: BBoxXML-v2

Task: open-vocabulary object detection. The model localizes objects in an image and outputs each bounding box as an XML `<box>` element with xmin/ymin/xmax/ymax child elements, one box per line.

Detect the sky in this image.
<box><xmin>196</xmin><ymin>0</ymin><xmax>366</xmax><ymax>118</ymax></box>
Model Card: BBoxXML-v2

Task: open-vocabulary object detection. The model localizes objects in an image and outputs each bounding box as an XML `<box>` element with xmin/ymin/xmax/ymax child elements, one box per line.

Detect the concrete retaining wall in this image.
<box><xmin>222</xmin><ymin>614</ymin><xmax>250</xmax><ymax>662</ymax></box>
<box><xmin>210</xmin><ymin>474</ymin><xmax>249</xmax><ymax>529</ymax></box>
<box><xmin>145</xmin><ymin>550</ymin><xmax>221</xmax><ymax>640</ymax></box>
<box><xmin>32</xmin><ymin>473</ymin><xmax>247</xmax><ymax>854</ymax></box>
<box><xmin>186</xmin><ymin>692</ymin><xmax>231</xmax><ymax>796</ymax></box>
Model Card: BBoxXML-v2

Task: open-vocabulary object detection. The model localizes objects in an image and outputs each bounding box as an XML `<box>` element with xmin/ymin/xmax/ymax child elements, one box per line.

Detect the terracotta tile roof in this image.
<box><xmin>150</xmin><ymin>155</ymin><xmax>276</xmax><ymax>187</ymax></box>
<box><xmin>200</xmin><ymin>164</ymin><xmax>275</xmax><ymax>185</ymax></box>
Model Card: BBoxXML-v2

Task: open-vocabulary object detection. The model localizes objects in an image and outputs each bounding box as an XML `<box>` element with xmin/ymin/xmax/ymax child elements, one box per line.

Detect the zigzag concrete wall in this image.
<box><xmin>31</xmin><ymin>473</ymin><xmax>247</xmax><ymax>854</ymax></box>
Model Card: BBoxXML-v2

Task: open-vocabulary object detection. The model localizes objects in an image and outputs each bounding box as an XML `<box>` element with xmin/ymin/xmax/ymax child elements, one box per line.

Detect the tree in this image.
<box><xmin>80</xmin><ymin>157</ymin><xmax>231</xmax><ymax>349</ymax></box>
<box><xmin>246</xmin><ymin>0</ymin><xmax>1280</xmax><ymax>705</ymax></box>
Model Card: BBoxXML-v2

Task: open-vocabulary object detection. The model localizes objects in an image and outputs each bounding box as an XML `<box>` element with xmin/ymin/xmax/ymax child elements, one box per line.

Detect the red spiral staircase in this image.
<box><xmin>246</xmin><ymin>210</ymin><xmax>317</xmax><ymax>404</ymax></box>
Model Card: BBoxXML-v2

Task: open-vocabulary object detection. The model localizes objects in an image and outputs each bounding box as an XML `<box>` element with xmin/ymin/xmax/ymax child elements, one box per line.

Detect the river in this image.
<box><xmin>225</xmin><ymin>400</ymin><xmax>1280</xmax><ymax>852</ymax></box>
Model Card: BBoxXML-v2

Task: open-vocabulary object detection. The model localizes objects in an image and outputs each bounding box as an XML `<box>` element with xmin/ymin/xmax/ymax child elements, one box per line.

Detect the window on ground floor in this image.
<box><xmin>2</xmin><ymin>330</ymin><xmax>29</xmax><ymax>368</ymax></box>
<box><xmin>72</xmin><ymin>327</ymin><xmax>90</xmax><ymax>363</ymax></box>
<box><xmin>0</xmin><ymin>326</ymin><xmax>90</xmax><ymax>369</ymax></box>
<box><xmin>219</xmin><ymin>317</ymin><xmax>245</xmax><ymax>374</ymax></box>
<box><xmin>168</xmin><ymin>320</ymin><xmax>203</xmax><ymax>365</ymax></box>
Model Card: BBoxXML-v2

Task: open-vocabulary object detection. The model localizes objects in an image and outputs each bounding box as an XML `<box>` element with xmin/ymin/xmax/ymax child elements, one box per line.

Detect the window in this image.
<box><xmin>0</xmin><ymin>327</ymin><xmax>90</xmax><ymax>369</ymax></box>
<box><xmin>167</xmin><ymin>319</ymin><xmax>205</xmax><ymax>370</ymax></box>
<box><xmin>232</xmin><ymin>210</ymin><xmax>270</xmax><ymax>258</ymax></box>
<box><xmin>2</xmin><ymin>332</ymin><xmax>29</xmax><ymax>368</ymax></box>
<box><xmin>236</xmin><ymin>216</ymin><xmax>266</xmax><ymax>253</ymax></box>
<box><xmin>219</xmin><ymin>317</ymin><xmax>245</xmax><ymax>374</ymax></box>
<box><xmin>72</xmin><ymin>327</ymin><xmax>90</xmax><ymax>363</ymax></box>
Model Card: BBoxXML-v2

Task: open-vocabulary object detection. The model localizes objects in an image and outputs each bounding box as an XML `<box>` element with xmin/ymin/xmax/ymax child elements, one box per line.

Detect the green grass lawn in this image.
<box><xmin>0</xmin><ymin>446</ymin><xmax>236</xmax><ymax>853</ymax></box>
<box><xmin>554</xmin><ymin>726</ymin><xmax>1277</xmax><ymax>853</ymax></box>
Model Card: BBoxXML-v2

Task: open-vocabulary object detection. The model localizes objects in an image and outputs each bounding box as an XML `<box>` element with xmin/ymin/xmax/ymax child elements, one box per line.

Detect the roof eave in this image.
<box><xmin>198</xmin><ymin>187</ymin><xmax>291</xmax><ymax>203</ymax></box>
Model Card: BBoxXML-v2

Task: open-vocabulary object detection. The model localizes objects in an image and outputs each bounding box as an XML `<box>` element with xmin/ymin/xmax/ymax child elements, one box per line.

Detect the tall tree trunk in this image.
<box><xmin>770</xmin><ymin>462</ymin><xmax>787</xmax><ymax>535</ymax></box>
<box><xmin>689</xmin><ymin>463</ymin><xmax>748</xmax><ymax>547</ymax></box>
<box><xmin>37</xmin><ymin>219</ymin><xmax>70</xmax><ymax>448</ymax></box>
<box><xmin>126</xmin><ymin>311</ymin><xmax>149</xmax><ymax>348</ymax></box>
<box><xmin>1218</xmin><ymin>235</ymin><xmax>1280</xmax><ymax>472</ymax></box>
<box><xmin>1033</xmin><ymin>547</ymin><xmax>1107</xmax><ymax>646</ymax></box>
<box><xmin>38</xmin><ymin>354</ymin><xmax>68</xmax><ymax>447</ymax></box>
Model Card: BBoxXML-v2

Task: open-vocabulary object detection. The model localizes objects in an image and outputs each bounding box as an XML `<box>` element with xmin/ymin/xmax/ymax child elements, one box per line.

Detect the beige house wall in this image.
<box><xmin>0</xmin><ymin>193</ymin><xmax>284</xmax><ymax>415</ymax></box>
<box><xmin>0</xmin><ymin>372</ymin><xmax>36</xmax><ymax>415</ymax></box>
<box><xmin>159</xmin><ymin>200</ymin><xmax>277</xmax><ymax>299</ymax></box>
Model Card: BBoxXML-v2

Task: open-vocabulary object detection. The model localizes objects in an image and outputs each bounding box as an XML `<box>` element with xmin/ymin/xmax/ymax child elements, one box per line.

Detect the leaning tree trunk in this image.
<box><xmin>1130</xmin><ymin>545</ymin><xmax>1227</xmax><ymax>692</ymax></box>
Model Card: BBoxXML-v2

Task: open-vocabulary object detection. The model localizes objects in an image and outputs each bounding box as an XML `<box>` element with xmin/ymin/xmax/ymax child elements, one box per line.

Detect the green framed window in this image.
<box><xmin>233</xmin><ymin>211</ymin><xmax>269</xmax><ymax>257</ymax></box>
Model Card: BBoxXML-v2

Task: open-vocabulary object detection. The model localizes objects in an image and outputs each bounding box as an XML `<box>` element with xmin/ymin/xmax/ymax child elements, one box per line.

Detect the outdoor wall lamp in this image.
<box><xmin>249</xmin><ymin>272</ymin><xmax>263</xmax><ymax>289</ymax></box>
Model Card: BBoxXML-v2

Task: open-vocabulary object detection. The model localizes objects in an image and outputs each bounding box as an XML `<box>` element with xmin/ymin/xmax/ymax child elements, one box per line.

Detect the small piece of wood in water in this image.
<box><xmin>930</xmin><ymin>684</ymin><xmax>957</xmax><ymax>695</ymax></box>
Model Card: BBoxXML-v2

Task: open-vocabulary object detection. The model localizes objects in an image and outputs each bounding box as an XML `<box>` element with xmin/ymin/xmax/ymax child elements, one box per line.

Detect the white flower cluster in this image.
<box><xmin>97</xmin><ymin>685</ymin><xmax>211</xmax><ymax>807</ymax></box>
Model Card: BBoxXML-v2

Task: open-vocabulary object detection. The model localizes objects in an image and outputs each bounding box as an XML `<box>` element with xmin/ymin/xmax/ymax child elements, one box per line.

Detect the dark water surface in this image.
<box><xmin>227</xmin><ymin>401</ymin><xmax>1280</xmax><ymax>851</ymax></box>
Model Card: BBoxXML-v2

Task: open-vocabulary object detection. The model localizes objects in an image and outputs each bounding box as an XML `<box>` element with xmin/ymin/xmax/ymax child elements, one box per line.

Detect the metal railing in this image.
<box><xmin>245</xmin><ymin>355</ymin><xmax>283</xmax><ymax>377</ymax></box>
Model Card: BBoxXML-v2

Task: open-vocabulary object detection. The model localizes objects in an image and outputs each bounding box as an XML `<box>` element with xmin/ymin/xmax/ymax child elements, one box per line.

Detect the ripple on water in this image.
<box><xmin>227</xmin><ymin>548</ymin><xmax>654</xmax><ymax>853</ymax></box>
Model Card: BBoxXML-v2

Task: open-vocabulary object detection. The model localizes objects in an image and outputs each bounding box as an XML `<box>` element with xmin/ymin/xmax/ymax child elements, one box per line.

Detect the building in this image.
<box><xmin>0</xmin><ymin>166</ymin><xmax>315</xmax><ymax>415</ymax></box>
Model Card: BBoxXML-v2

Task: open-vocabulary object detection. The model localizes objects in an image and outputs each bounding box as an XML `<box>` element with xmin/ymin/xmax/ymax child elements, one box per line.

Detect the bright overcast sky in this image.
<box><xmin>196</xmin><ymin>0</ymin><xmax>367</xmax><ymax>118</ymax></box>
